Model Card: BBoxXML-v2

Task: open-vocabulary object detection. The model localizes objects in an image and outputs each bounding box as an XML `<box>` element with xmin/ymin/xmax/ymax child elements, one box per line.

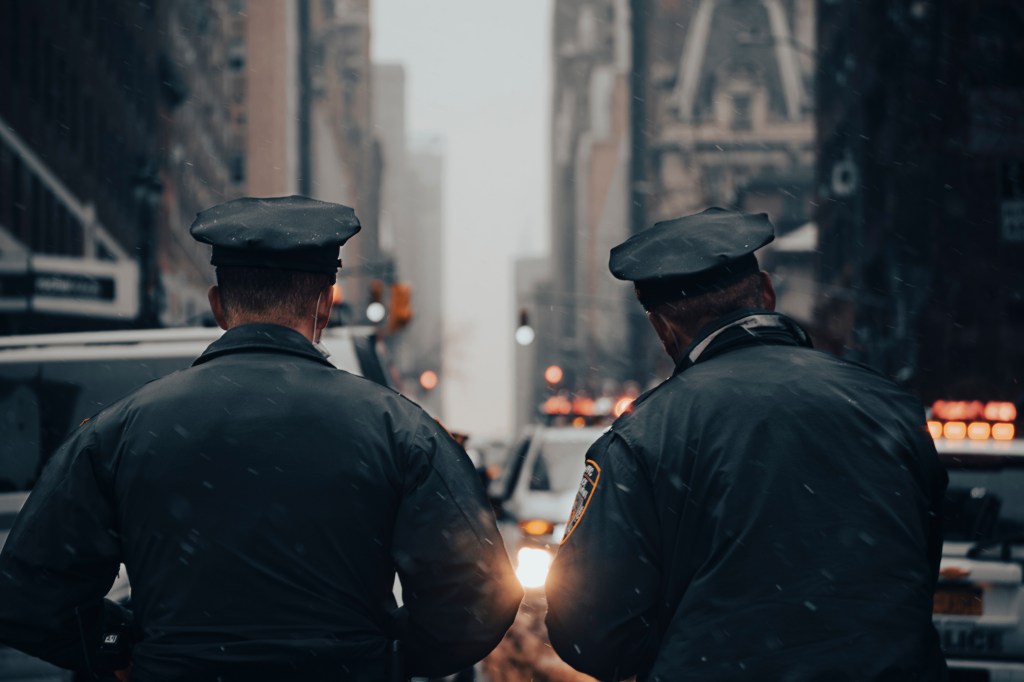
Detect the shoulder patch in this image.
<box><xmin>561</xmin><ymin>459</ymin><xmax>601</xmax><ymax>544</ymax></box>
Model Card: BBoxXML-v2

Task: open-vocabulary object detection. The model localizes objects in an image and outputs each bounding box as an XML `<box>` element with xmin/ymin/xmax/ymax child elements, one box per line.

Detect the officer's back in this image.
<box><xmin>0</xmin><ymin>196</ymin><xmax>523</xmax><ymax>682</ymax></box>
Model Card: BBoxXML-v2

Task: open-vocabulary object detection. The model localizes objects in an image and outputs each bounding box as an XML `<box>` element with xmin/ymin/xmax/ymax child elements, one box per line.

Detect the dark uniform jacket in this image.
<box><xmin>0</xmin><ymin>323</ymin><xmax>523</xmax><ymax>681</ymax></box>
<box><xmin>545</xmin><ymin>311</ymin><xmax>948</xmax><ymax>681</ymax></box>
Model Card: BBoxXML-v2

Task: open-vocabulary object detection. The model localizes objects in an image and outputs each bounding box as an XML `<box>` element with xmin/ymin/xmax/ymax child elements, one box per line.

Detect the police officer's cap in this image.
<box><xmin>609</xmin><ymin>207</ymin><xmax>774</xmax><ymax>304</ymax></box>
<box><xmin>190</xmin><ymin>195</ymin><xmax>361</xmax><ymax>274</ymax></box>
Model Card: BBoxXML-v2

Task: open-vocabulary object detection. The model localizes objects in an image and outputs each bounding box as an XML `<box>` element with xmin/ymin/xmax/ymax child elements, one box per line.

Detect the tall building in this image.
<box><xmin>636</xmin><ymin>0</ymin><xmax>817</xmax><ymax>375</ymax></box>
<box><xmin>157</xmin><ymin>0</ymin><xmax>241</xmax><ymax>327</ymax></box>
<box><xmin>531</xmin><ymin>0</ymin><xmax>634</xmax><ymax>416</ymax></box>
<box><xmin>0</xmin><ymin>0</ymin><xmax>385</xmax><ymax>335</ymax></box>
<box><xmin>373</xmin><ymin>63</ymin><xmax>409</xmax><ymax>256</ymax></box>
<box><xmin>815</xmin><ymin>0</ymin><xmax>1024</xmax><ymax>401</ymax></box>
<box><xmin>161</xmin><ymin>0</ymin><xmax>385</xmax><ymax>326</ymax></box>
<box><xmin>0</xmin><ymin>0</ymin><xmax>164</xmax><ymax>334</ymax></box>
<box><xmin>405</xmin><ymin>140</ymin><xmax>446</xmax><ymax>415</ymax></box>
<box><xmin>372</xmin><ymin>64</ymin><xmax>446</xmax><ymax>414</ymax></box>
<box><xmin>644</xmin><ymin>0</ymin><xmax>815</xmax><ymax>223</ymax></box>
<box><xmin>532</xmin><ymin>0</ymin><xmax>817</xmax><ymax>408</ymax></box>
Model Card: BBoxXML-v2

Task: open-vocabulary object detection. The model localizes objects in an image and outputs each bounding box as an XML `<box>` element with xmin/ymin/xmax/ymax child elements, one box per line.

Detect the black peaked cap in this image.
<box><xmin>190</xmin><ymin>195</ymin><xmax>361</xmax><ymax>273</ymax></box>
<box><xmin>609</xmin><ymin>207</ymin><xmax>774</xmax><ymax>298</ymax></box>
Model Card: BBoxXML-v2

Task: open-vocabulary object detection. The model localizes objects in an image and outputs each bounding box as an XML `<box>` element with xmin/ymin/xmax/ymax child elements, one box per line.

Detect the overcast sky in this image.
<box><xmin>372</xmin><ymin>1</ymin><xmax>552</xmax><ymax>439</ymax></box>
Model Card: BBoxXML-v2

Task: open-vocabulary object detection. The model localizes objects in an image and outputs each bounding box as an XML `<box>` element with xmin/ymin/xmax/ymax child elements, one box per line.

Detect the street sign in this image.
<box><xmin>0</xmin><ymin>255</ymin><xmax>139</xmax><ymax>318</ymax></box>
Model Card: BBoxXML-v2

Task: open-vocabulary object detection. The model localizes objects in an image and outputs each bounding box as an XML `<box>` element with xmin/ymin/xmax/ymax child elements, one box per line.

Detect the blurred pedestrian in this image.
<box><xmin>545</xmin><ymin>207</ymin><xmax>947</xmax><ymax>681</ymax></box>
<box><xmin>0</xmin><ymin>195</ymin><xmax>522</xmax><ymax>681</ymax></box>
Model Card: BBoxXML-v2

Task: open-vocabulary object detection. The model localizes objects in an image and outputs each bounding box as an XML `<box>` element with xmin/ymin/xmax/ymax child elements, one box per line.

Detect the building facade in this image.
<box><xmin>637</xmin><ymin>0</ymin><xmax>817</xmax><ymax>375</ymax></box>
<box><xmin>0</xmin><ymin>0</ymin><xmax>164</xmax><ymax>333</ymax></box>
<box><xmin>526</xmin><ymin>0</ymin><xmax>634</xmax><ymax>422</ymax></box>
<box><xmin>157</xmin><ymin>0</ymin><xmax>241</xmax><ymax>327</ymax></box>
<box><xmin>372</xmin><ymin>64</ymin><xmax>446</xmax><ymax>415</ymax></box>
<box><xmin>0</xmin><ymin>0</ymin><xmax>384</xmax><ymax>335</ymax></box>
<box><xmin>815</xmin><ymin>0</ymin><xmax>1024</xmax><ymax>401</ymax></box>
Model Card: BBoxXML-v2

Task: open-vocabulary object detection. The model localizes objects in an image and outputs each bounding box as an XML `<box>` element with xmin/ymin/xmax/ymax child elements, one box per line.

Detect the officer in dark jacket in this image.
<box><xmin>545</xmin><ymin>208</ymin><xmax>948</xmax><ymax>681</ymax></box>
<box><xmin>0</xmin><ymin>196</ymin><xmax>523</xmax><ymax>681</ymax></box>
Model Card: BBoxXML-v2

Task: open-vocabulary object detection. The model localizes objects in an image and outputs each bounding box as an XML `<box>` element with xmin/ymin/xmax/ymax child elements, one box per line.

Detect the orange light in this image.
<box><xmin>932</xmin><ymin>400</ymin><xmax>985</xmax><ymax>421</ymax></box>
<box><xmin>419</xmin><ymin>370</ymin><xmax>438</xmax><ymax>390</ymax></box>
<box><xmin>571</xmin><ymin>416</ymin><xmax>586</xmax><ymax>428</ymax></box>
<box><xmin>519</xmin><ymin>519</ymin><xmax>555</xmax><ymax>536</ymax></box>
<box><xmin>332</xmin><ymin>283</ymin><xmax>344</xmax><ymax>304</ymax></box>
<box><xmin>984</xmin><ymin>401</ymin><xmax>1017</xmax><ymax>422</ymax></box>
<box><xmin>541</xmin><ymin>394</ymin><xmax>572</xmax><ymax>415</ymax></box>
<box><xmin>967</xmin><ymin>421</ymin><xmax>991</xmax><ymax>440</ymax></box>
<box><xmin>614</xmin><ymin>397</ymin><xmax>634</xmax><ymax>418</ymax></box>
<box><xmin>943</xmin><ymin>421</ymin><xmax>967</xmax><ymax>440</ymax></box>
<box><xmin>571</xmin><ymin>396</ymin><xmax>595</xmax><ymax>416</ymax></box>
<box><xmin>544</xmin><ymin>365</ymin><xmax>564</xmax><ymax>385</ymax></box>
<box><xmin>927</xmin><ymin>421</ymin><xmax>943</xmax><ymax>439</ymax></box>
<box><xmin>993</xmin><ymin>423</ymin><xmax>1016</xmax><ymax>441</ymax></box>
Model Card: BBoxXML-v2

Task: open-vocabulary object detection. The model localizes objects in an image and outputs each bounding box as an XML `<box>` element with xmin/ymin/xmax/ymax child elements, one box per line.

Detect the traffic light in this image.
<box><xmin>386</xmin><ymin>282</ymin><xmax>413</xmax><ymax>333</ymax></box>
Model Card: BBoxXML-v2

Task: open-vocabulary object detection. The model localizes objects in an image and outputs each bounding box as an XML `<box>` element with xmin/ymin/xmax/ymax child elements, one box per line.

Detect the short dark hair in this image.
<box><xmin>216</xmin><ymin>267</ymin><xmax>335</xmax><ymax>322</ymax></box>
<box><xmin>639</xmin><ymin>271</ymin><xmax>764</xmax><ymax>337</ymax></box>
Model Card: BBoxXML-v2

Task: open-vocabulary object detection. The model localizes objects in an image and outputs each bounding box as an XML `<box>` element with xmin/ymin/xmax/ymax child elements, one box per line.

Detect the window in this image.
<box><xmin>732</xmin><ymin>94</ymin><xmax>752</xmax><ymax>130</ymax></box>
<box><xmin>227</xmin><ymin>38</ymin><xmax>245</xmax><ymax>71</ymax></box>
<box><xmin>229</xmin><ymin>153</ymin><xmax>245</xmax><ymax>184</ymax></box>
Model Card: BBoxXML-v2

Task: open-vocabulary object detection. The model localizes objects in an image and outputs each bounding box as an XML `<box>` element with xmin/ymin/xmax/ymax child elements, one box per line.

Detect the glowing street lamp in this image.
<box><xmin>515</xmin><ymin>308</ymin><xmax>534</xmax><ymax>346</ymax></box>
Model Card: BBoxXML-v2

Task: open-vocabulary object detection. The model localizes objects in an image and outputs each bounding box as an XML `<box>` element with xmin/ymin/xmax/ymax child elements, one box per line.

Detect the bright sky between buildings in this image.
<box><xmin>373</xmin><ymin>0</ymin><xmax>552</xmax><ymax>439</ymax></box>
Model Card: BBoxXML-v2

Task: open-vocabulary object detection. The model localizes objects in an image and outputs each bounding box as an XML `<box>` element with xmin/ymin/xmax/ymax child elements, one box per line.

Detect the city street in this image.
<box><xmin>2</xmin><ymin>0</ymin><xmax>1024</xmax><ymax>680</ymax></box>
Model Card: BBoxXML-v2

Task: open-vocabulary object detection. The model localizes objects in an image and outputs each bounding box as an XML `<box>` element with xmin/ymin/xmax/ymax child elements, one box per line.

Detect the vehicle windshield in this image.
<box><xmin>943</xmin><ymin>459</ymin><xmax>1024</xmax><ymax>542</ymax></box>
<box><xmin>529</xmin><ymin>440</ymin><xmax>590</xmax><ymax>493</ymax></box>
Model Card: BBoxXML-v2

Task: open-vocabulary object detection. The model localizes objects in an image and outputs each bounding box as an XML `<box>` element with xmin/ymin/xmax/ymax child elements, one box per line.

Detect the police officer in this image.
<box><xmin>544</xmin><ymin>208</ymin><xmax>948</xmax><ymax>681</ymax></box>
<box><xmin>0</xmin><ymin>196</ymin><xmax>523</xmax><ymax>681</ymax></box>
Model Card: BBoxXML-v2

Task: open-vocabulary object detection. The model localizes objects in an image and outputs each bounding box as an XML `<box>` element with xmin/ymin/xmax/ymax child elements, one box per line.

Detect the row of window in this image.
<box><xmin>1</xmin><ymin>2</ymin><xmax>158</xmax><ymax>132</ymax></box>
<box><xmin>0</xmin><ymin>139</ymin><xmax>86</xmax><ymax>257</ymax></box>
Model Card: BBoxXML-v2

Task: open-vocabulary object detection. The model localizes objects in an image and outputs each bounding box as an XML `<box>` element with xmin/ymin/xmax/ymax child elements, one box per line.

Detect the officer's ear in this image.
<box><xmin>208</xmin><ymin>285</ymin><xmax>229</xmax><ymax>331</ymax></box>
<box><xmin>314</xmin><ymin>285</ymin><xmax>333</xmax><ymax>333</ymax></box>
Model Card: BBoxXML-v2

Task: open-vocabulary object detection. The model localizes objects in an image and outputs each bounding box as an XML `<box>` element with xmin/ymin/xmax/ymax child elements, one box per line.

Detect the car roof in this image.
<box><xmin>934</xmin><ymin>438</ymin><xmax>1024</xmax><ymax>455</ymax></box>
<box><xmin>531</xmin><ymin>425</ymin><xmax>608</xmax><ymax>442</ymax></box>
<box><xmin>935</xmin><ymin>437</ymin><xmax>1024</xmax><ymax>465</ymax></box>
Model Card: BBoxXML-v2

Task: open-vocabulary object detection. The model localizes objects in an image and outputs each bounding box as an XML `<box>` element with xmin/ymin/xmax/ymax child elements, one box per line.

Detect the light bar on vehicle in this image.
<box><xmin>931</xmin><ymin>400</ymin><xmax>1016</xmax><ymax>423</ymax></box>
<box><xmin>928</xmin><ymin>400</ymin><xmax>1017</xmax><ymax>442</ymax></box>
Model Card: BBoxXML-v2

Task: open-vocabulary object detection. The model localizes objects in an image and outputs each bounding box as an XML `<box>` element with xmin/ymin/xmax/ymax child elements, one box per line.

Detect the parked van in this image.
<box><xmin>0</xmin><ymin>325</ymin><xmax>391</xmax><ymax>493</ymax></box>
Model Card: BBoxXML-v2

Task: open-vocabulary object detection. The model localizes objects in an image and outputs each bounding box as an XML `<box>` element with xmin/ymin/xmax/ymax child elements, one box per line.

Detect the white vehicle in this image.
<box><xmin>930</xmin><ymin>400</ymin><xmax>1024</xmax><ymax>681</ymax></box>
<box><xmin>0</xmin><ymin>325</ymin><xmax>390</xmax><ymax>493</ymax></box>
<box><xmin>490</xmin><ymin>423</ymin><xmax>607</xmax><ymax>591</ymax></box>
<box><xmin>0</xmin><ymin>325</ymin><xmax>391</xmax><ymax>681</ymax></box>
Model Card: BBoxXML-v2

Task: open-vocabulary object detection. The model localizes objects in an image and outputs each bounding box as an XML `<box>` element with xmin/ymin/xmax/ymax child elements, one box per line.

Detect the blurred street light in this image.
<box><xmin>419</xmin><ymin>370</ymin><xmax>439</xmax><ymax>391</ymax></box>
<box><xmin>366</xmin><ymin>301</ymin><xmax>386</xmax><ymax>323</ymax></box>
<box><xmin>515</xmin><ymin>308</ymin><xmax>535</xmax><ymax>346</ymax></box>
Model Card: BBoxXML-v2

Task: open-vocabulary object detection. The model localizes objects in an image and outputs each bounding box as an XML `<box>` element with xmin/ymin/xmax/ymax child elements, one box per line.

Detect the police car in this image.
<box><xmin>491</xmin><ymin>387</ymin><xmax>641</xmax><ymax>592</ymax></box>
<box><xmin>0</xmin><ymin>325</ymin><xmax>391</xmax><ymax>681</ymax></box>
<box><xmin>931</xmin><ymin>400</ymin><xmax>1024</xmax><ymax>681</ymax></box>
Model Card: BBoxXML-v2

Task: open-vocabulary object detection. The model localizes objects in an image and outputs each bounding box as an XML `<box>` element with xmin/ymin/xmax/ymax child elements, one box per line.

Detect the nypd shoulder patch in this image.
<box><xmin>561</xmin><ymin>459</ymin><xmax>601</xmax><ymax>544</ymax></box>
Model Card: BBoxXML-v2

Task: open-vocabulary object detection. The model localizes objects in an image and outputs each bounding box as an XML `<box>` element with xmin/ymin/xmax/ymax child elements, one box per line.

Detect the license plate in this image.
<box><xmin>934</xmin><ymin>585</ymin><xmax>983</xmax><ymax>616</ymax></box>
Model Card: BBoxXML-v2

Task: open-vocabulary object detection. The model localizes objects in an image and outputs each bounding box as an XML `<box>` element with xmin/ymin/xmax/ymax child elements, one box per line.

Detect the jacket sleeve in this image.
<box><xmin>545</xmin><ymin>431</ymin><xmax>662</xmax><ymax>680</ymax></box>
<box><xmin>0</xmin><ymin>420</ymin><xmax>130</xmax><ymax>673</ymax></box>
<box><xmin>391</xmin><ymin>414</ymin><xmax>523</xmax><ymax>677</ymax></box>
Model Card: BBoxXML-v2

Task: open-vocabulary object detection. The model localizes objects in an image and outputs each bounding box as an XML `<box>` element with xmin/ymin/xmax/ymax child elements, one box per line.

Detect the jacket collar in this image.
<box><xmin>193</xmin><ymin>323</ymin><xmax>334</xmax><ymax>367</ymax></box>
<box><xmin>673</xmin><ymin>309</ymin><xmax>812</xmax><ymax>375</ymax></box>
